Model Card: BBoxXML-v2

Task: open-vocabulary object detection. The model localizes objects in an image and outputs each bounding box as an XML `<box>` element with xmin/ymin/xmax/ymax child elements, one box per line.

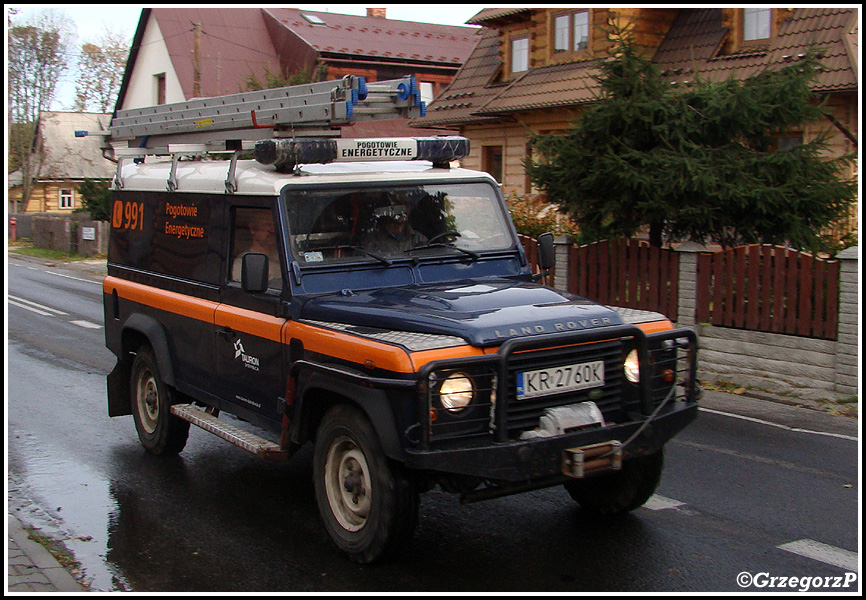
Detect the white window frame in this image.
<box><xmin>553</xmin><ymin>10</ymin><xmax>591</xmax><ymax>55</ymax></box>
<box><xmin>554</xmin><ymin>14</ymin><xmax>570</xmax><ymax>51</ymax></box>
<box><xmin>743</xmin><ymin>7</ymin><xmax>771</xmax><ymax>41</ymax></box>
<box><xmin>573</xmin><ymin>11</ymin><xmax>589</xmax><ymax>51</ymax></box>
<box><xmin>59</xmin><ymin>188</ymin><xmax>74</xmax><ymax>210</ymax></box>
<box><xmin>511</xmin><ymin>36</ymin><xmax>529</xmax><ymax>74</ymax></box>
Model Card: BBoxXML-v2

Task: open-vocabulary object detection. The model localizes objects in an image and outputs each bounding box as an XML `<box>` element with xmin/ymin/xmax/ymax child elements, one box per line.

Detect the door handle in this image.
<box><xmin>216</xmin><ymin>327</ymin><xmax>236</xmax><ymax>339</ymax></box>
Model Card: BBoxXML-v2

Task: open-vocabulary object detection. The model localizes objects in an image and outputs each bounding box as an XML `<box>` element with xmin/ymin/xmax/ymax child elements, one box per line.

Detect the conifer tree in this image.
<box><xmin>526</xmin><ymin>33</ymin><xmax>857</xmax><ymax>253</ymax></box>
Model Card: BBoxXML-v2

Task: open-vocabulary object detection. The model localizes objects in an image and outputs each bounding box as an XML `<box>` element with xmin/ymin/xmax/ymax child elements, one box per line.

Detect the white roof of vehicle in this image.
<box><xmin>117</xmin><ymin>159</ymin><xmax>494</xmax><ymax>195</ymax></box>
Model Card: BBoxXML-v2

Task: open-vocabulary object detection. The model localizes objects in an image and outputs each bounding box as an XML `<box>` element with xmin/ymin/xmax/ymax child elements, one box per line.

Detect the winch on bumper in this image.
<box><xmin>405</xmin><ymin>325</ymin><xmax>699</xmax><ymax>485</ymax></box>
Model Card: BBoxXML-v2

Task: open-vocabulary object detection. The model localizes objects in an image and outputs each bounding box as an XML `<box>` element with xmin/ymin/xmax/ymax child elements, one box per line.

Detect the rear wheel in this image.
<box><xmin>313</xmin><ymin>404</ymin><xmax>418</xmax><ymax>563</ymax></box>
<box><xmin>130</xmin><ymin>347</ymin><xmax>189</xmax><ymax>455</ymax></box>
<box><xmin>564</xmin><ymin>449</ymin><xmax>664</xmax><ymax>515</ymax></box>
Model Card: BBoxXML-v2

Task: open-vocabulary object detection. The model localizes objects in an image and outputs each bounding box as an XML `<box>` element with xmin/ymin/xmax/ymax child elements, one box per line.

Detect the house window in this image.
<box><xmin>776</xmin><ymin>135</ymin><xmax>802</xmax><ymax>151</ymax></box>
<box><xmin>573</xmin><ymin>11</ymin><xmax>589</xmax><ymax>51</ymax></box>
<box><xmin>511</xmin><ymin>36</ymin><xmax>529</xmax><ymax>74</ymax></box>
<box><xmin>301</xmin><ymin>13</ymin><xmax>327</xmax><ymax>26</ymax></box>
<box><xmin>553</xmin><ymin>10</ymin><xmax>590</xmax><ymax>54</ymax></box>
<box><xmin>482</xmin><ymin>146</ymin><xmax>503</xmax><ymax>183</ymax></box>
<box><xmin>554</xmin><ymin>15</ymin><xmax>570</xmax><ymax>51</ymax></box>
<box><xmin>155</xmin><ymin>73</ymin><xmax>166</xmax><ymax>105</ymax></box>
<box><xmin>59</xmin><ymin>188</ymin><xmax>74</xmax><ymax>210</ymax></box>
<box><xmin>743</xmin><ymin>8</ymin><xmax>771</xmax><ymax>41</ymax></box>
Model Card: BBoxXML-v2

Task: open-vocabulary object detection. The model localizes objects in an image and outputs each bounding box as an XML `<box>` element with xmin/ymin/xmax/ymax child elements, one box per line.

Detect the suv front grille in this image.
<box><xmin>504</xmin><ymin>340</ymin><xmax>625</xmax><ymax>435</ymax></box>
<box><xmin>419</xmin><ymin>325</ymin><xmax>698</xmax><ymax>449</ymax></box>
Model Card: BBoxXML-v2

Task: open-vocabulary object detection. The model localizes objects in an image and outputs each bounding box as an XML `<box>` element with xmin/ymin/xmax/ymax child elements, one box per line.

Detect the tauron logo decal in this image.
<box><xmin>233</xmin><ymin>338</ymin><xmax>260</xmax><ymax>371</ymax></box>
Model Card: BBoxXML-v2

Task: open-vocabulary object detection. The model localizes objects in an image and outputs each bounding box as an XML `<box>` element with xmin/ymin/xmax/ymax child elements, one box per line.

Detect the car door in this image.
<box><xmin>213</xmin><ymin>204</ymin><xmax>288</xmax><ymax>426</ymax></box>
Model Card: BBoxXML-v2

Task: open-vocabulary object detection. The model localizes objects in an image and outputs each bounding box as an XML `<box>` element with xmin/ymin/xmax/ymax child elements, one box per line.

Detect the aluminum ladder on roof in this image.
<box><xmin>104</xmin><ymin>75</ymin><xmax>426</xmax><ymax>154</ymax></box>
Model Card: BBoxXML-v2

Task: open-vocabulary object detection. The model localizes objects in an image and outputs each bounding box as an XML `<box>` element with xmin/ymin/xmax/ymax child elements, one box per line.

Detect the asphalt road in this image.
<box><xmin>6</xmin><ymin>254</ymin><xmax>860</xmax><ymax>592</ymax></box>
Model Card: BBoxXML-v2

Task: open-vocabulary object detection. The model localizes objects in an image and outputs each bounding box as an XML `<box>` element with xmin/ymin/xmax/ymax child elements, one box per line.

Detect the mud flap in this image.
<box><xmin>107</xmin><ymin>360</ymin><xmax>132</xmax><ymax>417</ymax></box>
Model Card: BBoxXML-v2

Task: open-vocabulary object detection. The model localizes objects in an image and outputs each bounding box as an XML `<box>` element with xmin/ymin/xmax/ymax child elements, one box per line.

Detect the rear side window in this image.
<box><xmin>108</xmin><ymin>191</ymin><xmax>223</xmax><ymax>285</ymax></box>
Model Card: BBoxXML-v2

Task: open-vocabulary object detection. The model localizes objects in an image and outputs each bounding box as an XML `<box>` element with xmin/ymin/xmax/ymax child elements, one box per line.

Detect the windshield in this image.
<box><xmin>283</xmin><ymin>182</ymin><xmax>516</xmax><ymax>265</ymax></box>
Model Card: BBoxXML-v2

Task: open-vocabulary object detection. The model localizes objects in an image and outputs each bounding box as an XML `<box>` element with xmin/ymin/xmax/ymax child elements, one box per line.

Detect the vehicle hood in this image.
<box><xmin>299</xmin><ymin>279</ymin><xmax>625</xmax><ymax>347</ymax></box>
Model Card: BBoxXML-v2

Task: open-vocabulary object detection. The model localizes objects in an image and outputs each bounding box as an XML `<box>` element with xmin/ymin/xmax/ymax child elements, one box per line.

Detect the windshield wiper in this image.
<box><xmin>405</xmin><ymin>242</ymin><xmax>479</xmax><ymax>261</ymax></box>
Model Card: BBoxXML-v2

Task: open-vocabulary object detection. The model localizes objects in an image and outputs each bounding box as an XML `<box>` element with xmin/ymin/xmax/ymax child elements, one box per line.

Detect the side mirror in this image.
<box><xmin>241</xmin><ymin>252</ymin><xmax>269</xmax><ymax>293</ymax></box>
<box><xmin>537</xmin><ymin>232</ymin><xmax>555</xmax><ymax>272</ymax></box>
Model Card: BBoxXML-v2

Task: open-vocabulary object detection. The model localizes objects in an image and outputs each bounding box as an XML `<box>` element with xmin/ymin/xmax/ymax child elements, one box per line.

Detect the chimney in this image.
<box><xmin>367</xmin><ymin>8</ymin><xmax>386</xmax><ymax>18</ymax></box>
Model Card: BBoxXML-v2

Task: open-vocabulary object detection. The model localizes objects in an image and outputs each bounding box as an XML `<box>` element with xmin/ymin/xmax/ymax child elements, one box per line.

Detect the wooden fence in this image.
<box><xmin>695</xmin><ymin>245</ymin><xmax>839</xmax><ymax>340</ymax></box>
<box><xmin>566</xmin><ymin>238</ymin><xmax>679</xmax><ymax>319</ymax></box>
<box><xmin>520</xmin><ymin>237</ymin><xmax>841</xmax><ymax>341</ymax></box>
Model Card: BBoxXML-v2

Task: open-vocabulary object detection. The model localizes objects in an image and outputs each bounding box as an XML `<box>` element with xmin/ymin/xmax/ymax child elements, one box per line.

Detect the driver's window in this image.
<box><xmin>230</xmin><ymin>207</ymin><xmax>282</xmax><ymax>289</ymax></box>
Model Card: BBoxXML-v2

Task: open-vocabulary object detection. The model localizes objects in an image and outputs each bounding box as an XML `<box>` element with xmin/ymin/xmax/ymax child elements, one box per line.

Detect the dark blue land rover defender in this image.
<box><xmin>103</xmin><ymin>135</ymin><xmax>699</xmax><ymax>563</ymax></box>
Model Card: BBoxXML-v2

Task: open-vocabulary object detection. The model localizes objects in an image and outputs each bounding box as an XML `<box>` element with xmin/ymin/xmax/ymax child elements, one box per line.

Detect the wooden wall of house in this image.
<box><xmin>816</xmin><ymin>93</ymin><xmax>858</xmax><ymax>163</ymax></box>
<box><xmin>12</xmin><ymin>181</ymin><xmax>80</xmax><ymax>214</ymax></box>
<box><xmin>494</xmin><ymin>8</ymin><xmax>679</xmax><ymax>73</ymax></box>
<box><xmin>605</xmin><ymin>8</ymin><xmax>679</xmax><ymax>53</ymax></box>
<box><xmin>463</xmin><ymin>106</ymin><xmax>587</xmax><ymax>197</ymax></box>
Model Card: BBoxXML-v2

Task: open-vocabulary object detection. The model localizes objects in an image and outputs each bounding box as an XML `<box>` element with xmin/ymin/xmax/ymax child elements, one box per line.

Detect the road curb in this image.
<box><xmin>8</xmin><ymin>512</ymin><xmax>87</xmax><ymax>592</ymax></box>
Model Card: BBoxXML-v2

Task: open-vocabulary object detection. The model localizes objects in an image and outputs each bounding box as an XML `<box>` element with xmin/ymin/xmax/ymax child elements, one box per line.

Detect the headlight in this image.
<box><xmin>438</xmin><ymin>372</ymin><xmax>474</xmax><ymax>413</ymax></box>
<box><xmin>624</xmin><ymin>349</ymin><xmax>640</xmax><ymax>383</ymax></box>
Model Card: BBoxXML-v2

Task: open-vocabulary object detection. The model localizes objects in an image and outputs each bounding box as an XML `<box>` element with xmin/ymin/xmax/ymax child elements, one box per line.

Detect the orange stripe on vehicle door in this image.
<box><xmin>104</xmin><ymin>276</ymin><xmax>217</xmax><ymax>322</ymax></box>
<box><xmin>214</xmin><ymin>304</ymin><xmax>285</xmax><ymax>341</ymax></box>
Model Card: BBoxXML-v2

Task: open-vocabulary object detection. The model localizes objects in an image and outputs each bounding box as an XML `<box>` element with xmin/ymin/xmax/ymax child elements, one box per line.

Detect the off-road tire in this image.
<box><xmin>130</xmin><ymin>347</ymin><xmax>190</xmax><ymax>455</ymax></box>
<box><xmin>313</xmin><ymin>404</ymin><xmax>418</xmax><ymax>563</ymax></box>
<box><xmin>564</xmin><ymin>449</ymin><xmax>664</xmax><ymax>515</ymax></box>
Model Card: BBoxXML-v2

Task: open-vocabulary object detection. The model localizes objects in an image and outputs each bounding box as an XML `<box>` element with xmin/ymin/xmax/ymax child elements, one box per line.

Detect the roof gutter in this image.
<box><xmin>321</xmin><ymin>54</ymin><xmax>463</xmax><ymax>72</ymax></box>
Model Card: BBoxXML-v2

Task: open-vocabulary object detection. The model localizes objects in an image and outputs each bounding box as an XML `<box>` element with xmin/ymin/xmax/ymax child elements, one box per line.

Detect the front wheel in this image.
<box><xmin>130</xmin><ymin>347</ymin><xmax>189</xmax><ymax>455</ymax></box>
<box><xmin>563</xmin><ymin>449</ymin><xmax>664</xmax><ymax>515</ymax></box>
<box><xmin>313</xmin><ymin>404</ymin><xmax>418</xmax><ymax>563</ymax></box>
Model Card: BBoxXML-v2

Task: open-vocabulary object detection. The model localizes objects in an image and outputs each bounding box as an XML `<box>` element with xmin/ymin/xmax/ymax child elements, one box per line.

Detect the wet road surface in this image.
<box><xmin>7</xmin><ymin>255</ymin><xmax>859</xmax><ymax>592</ymax></box>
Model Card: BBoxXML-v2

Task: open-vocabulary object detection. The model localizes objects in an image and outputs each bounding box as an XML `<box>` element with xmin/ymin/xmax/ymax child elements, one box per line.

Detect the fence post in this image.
<box><xmin>553</xmin><ymin>235</ymin><xmax>573</xmax><ymax>291</ymax></box>
<box><xmin>674</xmin><ymin>241</ymin><xmax>707</xmax><ymax>327</ymax></box>
<box><xmin>835</xmin><ymin>246</ymin><xmax>858</xmax><ymax>398</ymax></box>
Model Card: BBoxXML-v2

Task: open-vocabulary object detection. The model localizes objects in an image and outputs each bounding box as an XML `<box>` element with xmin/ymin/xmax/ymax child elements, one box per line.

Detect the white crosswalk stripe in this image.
<box><xmin>777</xmin><ymin>539</ymin><xmax>859</xmax><ymax>571</ymax></box>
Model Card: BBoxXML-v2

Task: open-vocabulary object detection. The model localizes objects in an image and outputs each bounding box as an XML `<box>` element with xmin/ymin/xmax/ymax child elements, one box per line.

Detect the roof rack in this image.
<box><xmin>75</xmin><ymin>75</ymin><xmax>470</xmax><ymax>192</ymax></box>
<box><xmin>79</xmin><ymin>75</ymin><xmax>426</xmax><ymax>155</ymax></box>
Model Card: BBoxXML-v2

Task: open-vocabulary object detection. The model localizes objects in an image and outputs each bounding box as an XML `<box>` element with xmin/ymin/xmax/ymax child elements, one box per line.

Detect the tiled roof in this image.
<box><xmin>153</xmin><ymin>8</ymin><xmax>282</xmax><ymax>99</ymax></box>
<box><xmin>416</xmin><ymin>27</ymin><xmax>505</xmax><ymax>126</ymax></box>
<box><xmin>417</xmin><ymin>7</ymin><xmax>858</xmax><ymax>127</ymax></box>
<box><xmin>466</xmin><ymin>8</ymin><xmax>532</xmax><ymax>26</ymax></box>
<box><xmin>475</xmin><ymin>59</ymin><xmax>605</xmax><ymax>115</ymax></box>
<box><xmin>655</xmin><ymin>8</ymin><xmax>858</xmax><ymax>93</ymax></box>
<box><xmin>119</xmin><ymin>8</ymin><xmax>480</xmax><ymax>110</ymax></box>
<box><xmin>263</xmin><ymin>8</ymin><xmax>480</xmax><ymax>66</ymax></box>
<box><xmin>35</xmin><ymin>112</ymin><xmax>115</xmax><ymax>180</ymax></box>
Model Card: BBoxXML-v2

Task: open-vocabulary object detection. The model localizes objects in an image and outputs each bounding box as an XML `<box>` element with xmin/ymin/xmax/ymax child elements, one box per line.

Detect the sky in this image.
<box><xmin>8</xmin><ymin>4</ymin><xmax>489</xmax><ymax>111</ymax></box>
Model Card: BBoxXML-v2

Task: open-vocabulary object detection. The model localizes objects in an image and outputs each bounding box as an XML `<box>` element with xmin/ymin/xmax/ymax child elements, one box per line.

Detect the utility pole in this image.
<box><xmin>193</xmin><ymin>22</ymin><xmax>202</xmax><ymax>98</ymax></box>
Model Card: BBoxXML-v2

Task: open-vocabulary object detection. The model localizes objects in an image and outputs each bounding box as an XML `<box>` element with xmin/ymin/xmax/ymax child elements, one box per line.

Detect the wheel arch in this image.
<box><xmin>121</xmin><ymin>313</ymin><xmax>176</xmax><ymax>386</ymax></box>
<box><xmin>292</xmin><ymin>370</ymin><xmax>406</xmax><ymax>462</ymax></box>
<box><xmin>107</xmin><ymin>314</ymin><xmax>175</xmax><ymax>417</ymax></box>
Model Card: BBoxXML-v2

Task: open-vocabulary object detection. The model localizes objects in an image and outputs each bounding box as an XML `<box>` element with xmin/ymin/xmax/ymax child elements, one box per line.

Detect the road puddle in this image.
<box><xmin>8</xmin><ymin>427</ymin><xmax>132</xmax><ymax>591</ymax></box>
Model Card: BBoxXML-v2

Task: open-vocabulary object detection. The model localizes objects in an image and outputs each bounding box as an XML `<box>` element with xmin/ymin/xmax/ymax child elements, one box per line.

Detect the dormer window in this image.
<box><xmin>552</xmin><ymin>10</ymin><xmax>591</xmax><ymax>56</ymax></box>
<box><xmin>743</xmin><ymin>7</ymin><xmax>771</xmax><ymax>41</ymax></box>
<box><xmin>511</xmin><ymin>35</ymin><xmax>529</xmax><ymax>73</ymax></box>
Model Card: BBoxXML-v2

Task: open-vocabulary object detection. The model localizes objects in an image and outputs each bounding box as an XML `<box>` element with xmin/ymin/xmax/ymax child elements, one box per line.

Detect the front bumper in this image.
<box><xmin>404</xmin><ymin>399</ymin><xmax>697</xmax><ymax>482</ymax></box>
